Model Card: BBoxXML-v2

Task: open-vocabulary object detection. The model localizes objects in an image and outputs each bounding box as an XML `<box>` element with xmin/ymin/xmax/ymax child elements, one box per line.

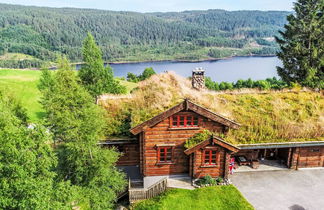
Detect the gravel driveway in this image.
<box><xmin>231</xmin><ymin>169</ymin><xmax>324</xmax><ymax>210</ymax></box>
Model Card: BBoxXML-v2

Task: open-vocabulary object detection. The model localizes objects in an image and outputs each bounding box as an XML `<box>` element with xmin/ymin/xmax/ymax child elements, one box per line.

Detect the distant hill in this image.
<box><xmin>0</xmin><ymin>4</ymin><xmax>291</xmax><ymax>67</ymax></box>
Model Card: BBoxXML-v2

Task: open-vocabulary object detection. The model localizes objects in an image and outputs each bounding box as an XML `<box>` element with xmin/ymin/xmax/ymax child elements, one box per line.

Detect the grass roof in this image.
<box><xmin>99</xmin><ymin>72</ymin><xmax>324</xmax><ymax>145</ymax></box>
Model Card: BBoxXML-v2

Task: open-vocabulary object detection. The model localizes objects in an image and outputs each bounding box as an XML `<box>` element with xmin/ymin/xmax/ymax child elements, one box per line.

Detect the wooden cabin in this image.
<box><xmin>102</xmin><ymin>98</ymin><xmax>324</xmax><ymax>203</ymax></box>
<box><xmin>129</xmin><ymin>99</ymin><xmax>240</xmax><ymax>179</ymax></box>
<box><xmin>101</xmin><ymin>69</ymin><xmax>324</xmax><ymax>202</ymax></box>
<box><xmin>103</xmin><ymin>99</ymin><xmax>324</xmax><ymax>185</ymax></box>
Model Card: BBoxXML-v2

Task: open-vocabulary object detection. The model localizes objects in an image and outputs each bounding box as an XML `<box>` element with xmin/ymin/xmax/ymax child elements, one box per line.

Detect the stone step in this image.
<box><xmin>168</xmin><ymin>175</ymin><xmax>192</xmax><ymax>181</ymax></box>
<box><xmin>167</xmin><ymin>178</ymin><xmax>195</xmax><ymax>190</ymax></box>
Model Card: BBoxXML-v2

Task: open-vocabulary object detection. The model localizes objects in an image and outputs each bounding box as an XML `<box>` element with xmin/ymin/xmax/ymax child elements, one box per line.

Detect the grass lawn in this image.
<box><xmin>133</xmin><ymin>185</ymin><xmax>254</xmax><ymax>210</ymax></box>
<box><xmin>0</xmin><ymin>69</ymin><xmax>138</xmax><ymax>122</ymax></box>
<box><xmin>0</xmin><ymin>69</ymin><xmax>43</xmax><ymax>122</ymax></box>
<box><xmin>118</xmin><ymin>79</ymin><xmax>138</xmax><ymax>94</ymax></box>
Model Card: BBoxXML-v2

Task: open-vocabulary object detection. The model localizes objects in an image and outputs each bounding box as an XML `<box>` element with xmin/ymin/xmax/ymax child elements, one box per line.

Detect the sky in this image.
<box><xmin>0</xmin><ymin>0</ymin><xmax>295</xmax><ymax>12</ymax></box>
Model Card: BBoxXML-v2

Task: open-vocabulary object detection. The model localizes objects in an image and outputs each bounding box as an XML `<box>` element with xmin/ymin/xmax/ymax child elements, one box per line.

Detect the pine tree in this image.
<box><xmin>276</xmin><ymin>0</ymin><xmax>324</xmax><ymax>88</ymax></box>
<box><xmin>40</xmin><ymin>55</ymin><xmax>126</xmax><ymax>208</ymax></box>
<box><xmin>40</xmin><ymin>55</ymin><xmax>103</xmax><ymax>144</ymax></box>
<box><xmin>79</xmin><ymin>33</ymin><xmax>126</xmax><ymax>98</ymax></box>
<box><xmin>0</xmin><ymin>90</ymin><xmax>73</xmax><ymax>209</ymax></box>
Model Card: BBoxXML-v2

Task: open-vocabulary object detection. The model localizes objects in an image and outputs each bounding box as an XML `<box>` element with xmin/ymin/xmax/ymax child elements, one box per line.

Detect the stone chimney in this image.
<box><xmin>192</xmin><ymin>67</ymin><xmax>205</xmax><ymax>90</ymax></box>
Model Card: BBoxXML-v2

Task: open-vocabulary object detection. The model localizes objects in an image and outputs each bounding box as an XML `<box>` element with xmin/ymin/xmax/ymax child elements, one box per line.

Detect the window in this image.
<box><xmin>171</xmin><ymin>115</ymin><xmax>198</xmax><ymax>127</ymax></box>
<box><xmin>158</xmin><ymin>147</ymin><xmax>172</xmax><ymax>163</ymax></box>
<box><xmin>203</xmin><ymin>150</ymin><xmax>217</xmax><ymax>165</ymax></box>
<box><xmin>116</xmin><ymin>145</ymin><xmax>125</xmax><ymax>153</ymax></box>
<box><xmin>310</xmin><ymin>148</ymin><xmax>320</xmax><ymax>152</ymax></box>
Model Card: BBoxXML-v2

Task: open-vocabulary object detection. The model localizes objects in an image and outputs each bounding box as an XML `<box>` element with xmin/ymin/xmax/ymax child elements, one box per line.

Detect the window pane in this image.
<box><xmin>172</xmin><ymin>116</ymin><xmax>178</xmax><ymax>126</ymax></box>
<box><xmin>172</xmin><ymin>116</ymin><xmax>198</xmax><ymax>127</ymax></box>
<box><xmin>204</xmin><ymin>151</ymin><xmax>210</xmax><ymax>164</ymax></box>
<box><xmin>179</xmin><ymin>117</ymin><xmax>184</xmax><ymax>126</ymax></box>
<box><xmin>166</xmin><ymin>148</ymin><xmax>172</xmax><ymax>161</ymax></box>
<box><xmin>159</xmin><ymin>147</ymin><xmax>172</xmax><ymax>162</ymax></box>
<box><xmin>160</xmin><ymin>154</ymin><xmax>165</xmax><ymax>162</ymax></box>
<box><xmin>159</xmin><ymin>148</ymin><xmax>165</xmax><ymax>162</ymax></box>
<box><xmin>193</xmin><ymin>117</ymin><xmax>198</xmax><ymax>126</ymax></box>
<box><xmin>212</xmin><ymin>151</ymin><xmax>217</xmax><ymax>158</ymax></box>
<box><xmin>204</xmin><ymin>150</ymin><xmax>217</xmax><ymax>165</ymax></box>
<box><xmin>166</xmin><ymin>155</ymin><xmax>172</xmax><ymax>161</ymax></box>
<box><xmin>186</xmin><ymin>116</ymin><xmax>192</xmax><ymax>126</ymax></box>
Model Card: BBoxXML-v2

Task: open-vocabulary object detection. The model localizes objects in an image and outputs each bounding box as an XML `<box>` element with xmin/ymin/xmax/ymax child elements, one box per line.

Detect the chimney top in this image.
<box><xmin>193</xmin><ymin>67</ymin><xmax>205</xmax><ymax>73</ymax></box>
<box><xmin>192</xmin><ymin>67</ymin><xmax>205</xmax><ymax>90</ymax></box>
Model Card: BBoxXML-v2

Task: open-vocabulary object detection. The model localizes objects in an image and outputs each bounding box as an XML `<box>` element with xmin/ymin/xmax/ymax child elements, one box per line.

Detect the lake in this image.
<box><xmin>77</xmin><ymin>56</ymin><xmax>282</xmax><ymax>83</ymax></box>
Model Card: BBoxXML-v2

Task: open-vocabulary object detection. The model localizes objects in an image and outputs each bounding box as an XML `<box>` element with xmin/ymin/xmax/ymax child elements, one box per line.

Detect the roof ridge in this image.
<box><xmin>130</xmin><ymin>99</ymin><xmax>240</xmax><ymax>135</ymax></box>
<box><xmin>187</xmin><ymin>99</ymin><xmax>240</xmax><ymax>126</ymax></box>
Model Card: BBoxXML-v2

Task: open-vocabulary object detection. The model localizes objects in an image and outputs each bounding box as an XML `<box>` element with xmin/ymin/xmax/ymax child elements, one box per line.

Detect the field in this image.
<box><xmin>0</xmin><ymin>53</ymin><xmax>36</xmax><ymax>61</ymax></box>
<box><xmin>0</xmin><ymin>69</ymin><xmax>137</xmax><ymax>122</ymax></box>
<box><xmin>0</xmin><ymin>69</ymin><xmax>43</xmax><ymax>121</ymax></box>
<box><xmin>133</xmin><ymin>185</ymin><xmax>254</xmax><ymax>210</ymax></box>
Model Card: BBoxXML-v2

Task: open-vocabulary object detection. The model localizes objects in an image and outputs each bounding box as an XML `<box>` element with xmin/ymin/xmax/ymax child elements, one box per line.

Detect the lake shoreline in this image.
<box><xmin>72</xmin><ymin>54</ymin><xmax>277</xmax><ymax>66</ymax></box>
<box><xmin>0</xmin><ymin>56</ymin><xmax>281</xmax><ymax>83</ymax></box>
<box><xmin>0</xmin><ymin>55</ymin><xmax>277</xmax><ymax>71</ymax></box>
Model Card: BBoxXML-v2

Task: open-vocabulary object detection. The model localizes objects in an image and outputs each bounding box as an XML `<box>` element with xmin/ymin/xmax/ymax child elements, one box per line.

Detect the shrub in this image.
<box><xmin>127</xmin><ymin>67</ymin><xmax>156</xmax><ymax>82</ymax></box>
<box><xmin>185</xmin><ymin>130</ymin><xmax>212</xmax><ymax>149</ymax></box>
<box><xmin>197</xmin><ymin>175</ymin><xmax>217</xmax><ymax>186</ymax></box>
<box><xmin>216</xmin><ymin>177</ymin><xmax>224</xmax><ymax>184</ymax></box>
<box><xmin>206</xmin><ymin>77</ymin><xmax>288</xmax><ymax>91</ymax></box>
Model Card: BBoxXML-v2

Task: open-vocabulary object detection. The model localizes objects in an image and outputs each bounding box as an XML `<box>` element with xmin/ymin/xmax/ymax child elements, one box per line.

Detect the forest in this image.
<box><xmin>0</xmin><ymin>4</ymin><xmax>290</xmax><ymax>68</ymax></box>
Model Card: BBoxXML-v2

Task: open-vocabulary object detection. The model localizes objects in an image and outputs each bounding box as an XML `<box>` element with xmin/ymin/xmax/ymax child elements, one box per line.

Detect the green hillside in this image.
<box><xmin>0</xmin><ymin>4</ymin><xmax>290</xmax><ymax>68</ymax></box>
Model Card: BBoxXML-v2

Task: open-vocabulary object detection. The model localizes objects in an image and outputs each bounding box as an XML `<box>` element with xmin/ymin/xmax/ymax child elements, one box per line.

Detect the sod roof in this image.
<box><xmin>99</xmin><ymin>72</ymin><xmax>324</xmax><ymax>145</ymax></box>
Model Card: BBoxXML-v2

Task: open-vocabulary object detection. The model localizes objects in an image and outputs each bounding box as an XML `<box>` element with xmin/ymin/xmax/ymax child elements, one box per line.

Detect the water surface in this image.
<box><xmin>78</xmin><ymin>56</ymin><xmax>282</xmax><ymax>82</ymax></box>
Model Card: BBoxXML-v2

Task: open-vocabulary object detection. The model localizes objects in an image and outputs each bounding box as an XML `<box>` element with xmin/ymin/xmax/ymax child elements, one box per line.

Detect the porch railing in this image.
<box><xmin>129</xmin><ymin>178</ymin><xmax>168</xmax><ymax>203</ymax></box>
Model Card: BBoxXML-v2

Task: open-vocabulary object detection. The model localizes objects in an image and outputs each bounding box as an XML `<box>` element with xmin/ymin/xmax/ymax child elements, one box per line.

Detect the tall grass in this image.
<box><xmin>100</xmin><ymin>72</ymin><xmax>324</xmax><ymax>144</ymax></box>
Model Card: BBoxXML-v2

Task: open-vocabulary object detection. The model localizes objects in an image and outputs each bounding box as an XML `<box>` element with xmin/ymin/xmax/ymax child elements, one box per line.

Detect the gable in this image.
<box><xmin>184</xmin><ymin>136</ymin><xmax>239</xmax><ymax>155</ymax></box>
<box><xmin>130</xmin><ymin>99</ymin><xmax>240</xmax><ymax>135</ymax></box>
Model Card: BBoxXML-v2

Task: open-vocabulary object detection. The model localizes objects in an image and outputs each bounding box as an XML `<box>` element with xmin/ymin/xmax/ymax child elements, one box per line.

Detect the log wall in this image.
<box><xmin>143</xmin><ymin>111</ymin><xmax>225</xmax><ymax>176</ymax></box>
<box><xmin>192</xmin><ymin>145</ymin><xmax>226</xmax><ymax>178</ymax></box>
<box><xmin>297</xmin><ymin>146</ymin><xmax>324</xmax><ymax>168</ymax></box>
<box><xmin>104</xmin><ymin>143</ymin><xmax>140</xmax><ymax>166</ymax></box>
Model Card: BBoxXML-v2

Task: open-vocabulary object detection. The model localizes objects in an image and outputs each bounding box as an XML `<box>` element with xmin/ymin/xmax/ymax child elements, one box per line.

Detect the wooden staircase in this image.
<box><xmin>128</xmin><ymin>178</ymin><xmax>168</xmax><ymax>203</ymax></box>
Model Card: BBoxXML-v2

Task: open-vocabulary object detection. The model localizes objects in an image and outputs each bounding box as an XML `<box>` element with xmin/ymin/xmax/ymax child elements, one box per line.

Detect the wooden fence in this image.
<box><xmin>129</xmin><ymin>178</ymin><xmax>168</xmax><ymax>203</ymax></box>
